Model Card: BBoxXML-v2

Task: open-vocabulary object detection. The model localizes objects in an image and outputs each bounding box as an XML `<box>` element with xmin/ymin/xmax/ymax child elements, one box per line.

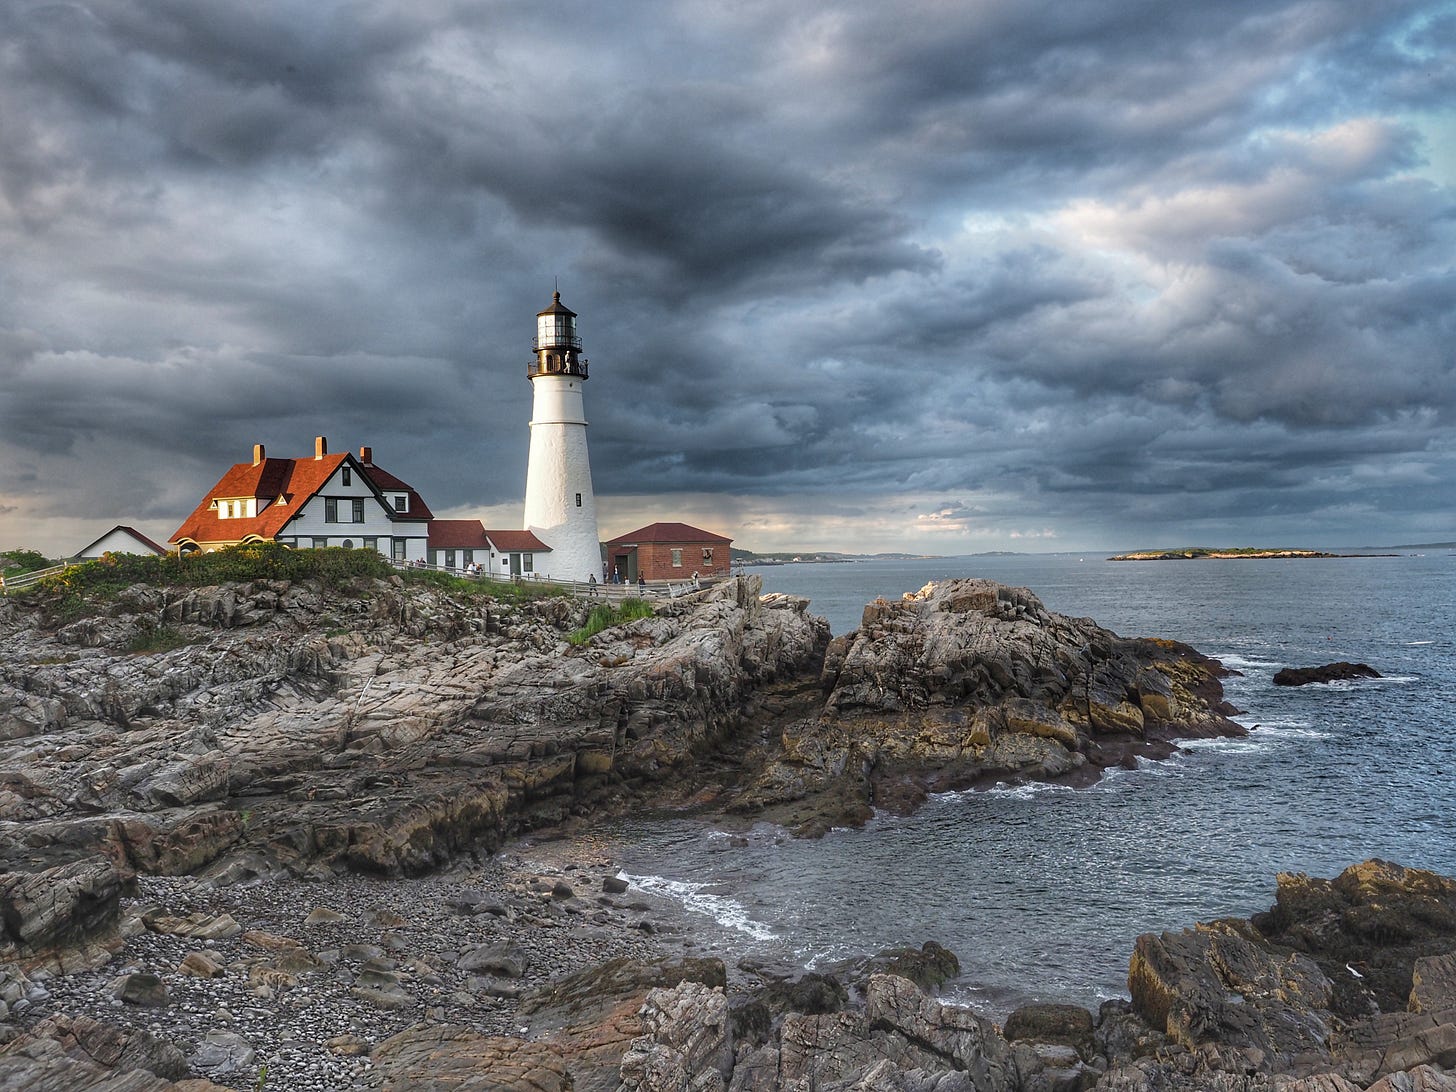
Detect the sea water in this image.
<box><xmin>590</xmin><ymin>553</ymin><xmax>1456</xmax><ymax>1015</ymax></box>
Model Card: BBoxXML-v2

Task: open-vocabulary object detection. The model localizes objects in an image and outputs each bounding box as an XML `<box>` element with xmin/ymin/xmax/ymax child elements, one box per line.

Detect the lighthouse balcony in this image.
<box><xmin>532</xmin><ymin>333</ymin><xmax>582</xmax><ymax>351</ymax></box>
<box><xmin>528</xmin><ymin>357</ymin><xmax>589</xmax><ymax>379</ymax></box>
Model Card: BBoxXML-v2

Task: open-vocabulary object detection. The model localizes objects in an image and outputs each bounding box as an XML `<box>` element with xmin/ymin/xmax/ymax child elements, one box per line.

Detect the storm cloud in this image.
<box><xmin>2</xmin><ymin>0</ymin><xmax>1452</xmax><ymax>554</ymax></box>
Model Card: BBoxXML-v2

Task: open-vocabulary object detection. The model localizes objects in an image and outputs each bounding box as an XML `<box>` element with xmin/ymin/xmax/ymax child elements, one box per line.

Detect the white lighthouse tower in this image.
<box><xmin>523</xmin><ymin>291</ymin><xmax>600</xmax><ymax>583</ymax></box>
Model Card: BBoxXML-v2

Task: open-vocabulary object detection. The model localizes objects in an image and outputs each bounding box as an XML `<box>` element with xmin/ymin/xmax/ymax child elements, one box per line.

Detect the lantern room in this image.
<box><xmin>530</xmin><ymin>291</ymin><xmax>588</xmax><ymax>379</ymax></box>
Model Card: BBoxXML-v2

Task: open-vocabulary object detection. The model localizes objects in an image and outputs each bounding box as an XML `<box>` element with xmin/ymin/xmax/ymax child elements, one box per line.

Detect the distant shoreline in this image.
<box><xmin>1108</xmin><ymin>548</ymin><xmax>1401</xmax><ymax>561</ymax></box>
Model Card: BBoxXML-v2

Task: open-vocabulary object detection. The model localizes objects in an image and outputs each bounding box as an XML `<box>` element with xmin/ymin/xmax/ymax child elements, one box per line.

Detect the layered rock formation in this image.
<box><xmin>0</xmin><ymin>575</ymin><xmax>825</xmax><ymax>893</ymax></box>
<box><xmin>725</xmin><ymin>579</ymin><xmax>1244</xmax><ymax>833</ymax></box>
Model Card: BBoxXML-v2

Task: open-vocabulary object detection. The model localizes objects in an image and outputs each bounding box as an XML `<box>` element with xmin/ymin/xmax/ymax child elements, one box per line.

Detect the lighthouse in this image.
<box><xmin>523</xmin><ymin>291</ymin><xmax>600</xmax><ymax>583</ymax></box>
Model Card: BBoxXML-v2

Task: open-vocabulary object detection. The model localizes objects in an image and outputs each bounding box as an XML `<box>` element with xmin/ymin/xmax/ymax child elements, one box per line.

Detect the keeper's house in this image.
<box><xmin>170</xmin><ymin>438</ymin><xmax>432</xmax><ymax>561</ymax></box>
<box><xmin>603</xmin><ymin>522</ymin><xmax>733</xmax><ymax>583</ymax></box>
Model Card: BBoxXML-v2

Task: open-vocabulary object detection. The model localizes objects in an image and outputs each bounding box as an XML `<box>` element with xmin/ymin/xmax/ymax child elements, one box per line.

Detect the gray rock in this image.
<box><xmin>459</xmin><ymin>941</ymin><xmax>530</xmax><ymax>978</ymax></box>
<box><xmin>190</xmin><ymin>1029</ymin><xmax>256</xmax><ymax>1076</ymax></box>
<box><xmin>109</xmin><ymin>971</ymin><xmax>167</xmax><ymax>1007</ymax></box>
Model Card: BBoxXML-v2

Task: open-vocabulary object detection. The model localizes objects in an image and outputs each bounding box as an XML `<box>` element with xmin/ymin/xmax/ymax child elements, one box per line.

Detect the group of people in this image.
<box><xmin>587</xmin><ymin>570</ymin><xmax>649</xmax><ymax>597</ymax></box>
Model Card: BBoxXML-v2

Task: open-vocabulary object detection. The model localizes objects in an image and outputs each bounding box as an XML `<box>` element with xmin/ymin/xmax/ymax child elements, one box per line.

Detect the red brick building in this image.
<box><xmin>603</xmin><ymin>522</ymin><xmax>733</xmax><ymax>583</ymax></box>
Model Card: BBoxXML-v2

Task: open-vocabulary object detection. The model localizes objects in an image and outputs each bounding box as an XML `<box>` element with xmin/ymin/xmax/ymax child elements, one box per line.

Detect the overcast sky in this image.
<box><xmin>2</xmin><ymin>0</ymin><xmax>1453</xmax><ymax>557</ymax></box>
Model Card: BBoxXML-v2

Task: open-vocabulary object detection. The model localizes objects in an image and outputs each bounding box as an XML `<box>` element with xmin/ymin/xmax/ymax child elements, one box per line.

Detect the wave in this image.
<box><xmin>618</xmin><ymin>872</ymin><xmax>778</xmax><ymax>940</ymax></box>
<box><xmin>1213</xmin><ymin>654</ymin><xmax>1282</xmax><ymax>670</ymax></box>
<box><xmin>1406</xmin><ymin>641</ymin><xmax>1434</xmax><ymax>646</ymax></box>
<box><xmin>1182</xmin><ymin>722</ymin><xmax>1329</xmax><ymax>755</ymax></box>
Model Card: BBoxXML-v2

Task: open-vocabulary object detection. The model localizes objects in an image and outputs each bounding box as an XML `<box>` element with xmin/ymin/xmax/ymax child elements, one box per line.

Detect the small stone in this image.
<box><xmin>602</xmin><ymin>876</ymin><xmax>629</xmax><ymax>894</ymax></box>
<box><xmin>327</xmin><ymin>1033</ymin><xmax>369</xmax><ymax>1056</ymax></box>
<box><xmin>304</xmin><ymin>907</ymin><xmax>347</xmax><ymax>925</ymax></box>
<box><xmin>180</xmin><ymin>951</ymin><xmax>226</xmax><ymax>978</ymax></box>
<box><xmin>551</xmin><ymin>881</ymin><xmax>575</xmax><ymax>900</ymax></box>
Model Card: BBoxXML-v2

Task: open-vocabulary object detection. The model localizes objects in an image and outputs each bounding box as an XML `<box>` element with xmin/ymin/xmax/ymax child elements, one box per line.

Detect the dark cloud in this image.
<box><xmin>1</xmin><ymin>0</ymin><xmax>1452</xmax><ymax>554</ymax></box>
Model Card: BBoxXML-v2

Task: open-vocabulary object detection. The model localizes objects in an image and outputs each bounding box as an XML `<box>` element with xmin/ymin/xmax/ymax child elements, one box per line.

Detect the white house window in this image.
<box><xmin>523</xmin><ymin>554</ymin><xmax>533</xmax><ymax>572</ymax></box>
<box><xmin>392</xmin><ymin>539</ymin><xmax>406</xmax><ymax>561</ymax></box>
<box><xmin>463</xmin><ymin>549</ymin><xmax>473</xmax><ymax>563</ymax></box>
<box><xmin>351</xmin><ymin>498</ymin><xmax>364</xmax><ymax>523</ymax></box>
<box><xmin>702</xmin><ymin>547</ymin><xmax>713</xmax><ymax>562</ymax></box>
<box><xmin>325</xmin><ymin>498</ymin><xmax>339</xmax><ymax>523</ymax></box>
<box><xmin>445</xmin><ymin>549</ymin><xmax>456</xmax><ymax>569</ymax></box>
<box><xmin>393</xmin><ymin>495</ymin><xmax>408</xmax><ymax>512</ymax></box>
<box><xmin>364</xmin><ymin>537</ymin><xmax>378</xmax><ymax>552</ymax></box>
<box><xmin>312</xmin><ymin>537</ymin><xmax>328</xmax><ymax>548</ymax></box>
<box><xmin>342</xmin><ymin>467</ymin><xmax>352</xmax><ymax>486</ymax></box>
<box><xmin>671</xmin><ymin>549</ymin><xmax>683</xmax><ymax>567</ymax></box>
<box><xmin>342</xmin><ymin>539</ymin><xmax>354</xmax><ymax>549</ymax></box>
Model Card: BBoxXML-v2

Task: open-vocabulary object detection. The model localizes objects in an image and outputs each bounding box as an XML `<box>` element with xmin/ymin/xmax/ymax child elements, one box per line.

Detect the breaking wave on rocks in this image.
<box><xmin>619</xmin><ymin>872</ymin><xmax>778</xmax><ymax>941</ymax></box>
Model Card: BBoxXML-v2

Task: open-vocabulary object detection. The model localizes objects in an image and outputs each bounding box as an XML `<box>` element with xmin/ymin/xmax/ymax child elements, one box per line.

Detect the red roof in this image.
<box><xmin>170</xmin><ymin>449</ymin><xmax>433</xmax><ymax>547</ymax></box>
<box><xmin>428</xmin><ymin>520</ymin><xmax>490</xmax><ymax>549</ymax></box>
<box><xmin>359</xmin><ymin>464</ymin><xmax>433</xmax><ymax>521</ymax></box>
<box><xmin>604</xmin><ymin>521</ymin><xmax>732</xmax><ymax>546</ymax></box>
<box><xmin>171</xmin><ymin>454</ymin><xmax>348</xmax><ymax>546</ymax></box>
<box><xmin>483</xmin><ymin>529</ymin><xmax>550</xmax><ymax>552</ymax></box>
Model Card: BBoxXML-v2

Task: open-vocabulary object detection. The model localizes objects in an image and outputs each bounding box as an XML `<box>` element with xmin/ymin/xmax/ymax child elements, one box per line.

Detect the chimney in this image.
<box><xmin>359</xmin><ymin>446</ymin><xmax>373</xmax><ymax>465</ymax></box>
<box><xmin>252</xmin><ymin>443</ymin><xmax>265</xmax><ymax>466</ymax></box>
<box><xmin>314</xmin><ymin>436</ymin><xmax>327</xmax><ymax>460</ymax></box>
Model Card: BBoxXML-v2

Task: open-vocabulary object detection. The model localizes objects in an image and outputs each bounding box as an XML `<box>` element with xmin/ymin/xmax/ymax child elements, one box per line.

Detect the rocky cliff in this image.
<box><xmin>722</xmin><ymin>579</ymin><xmax>1244</xmax><ymax>834</ymax></box>
<box><xmin>0</xmin><ymin>572</ymin><xmax>826</xmax><ymax>964</ymax></box>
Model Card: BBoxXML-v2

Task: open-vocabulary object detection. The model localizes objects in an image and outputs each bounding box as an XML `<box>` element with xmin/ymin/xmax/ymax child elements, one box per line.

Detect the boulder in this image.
<box><xmin>1272</xmin><ymin>663</ymin><xmax>1381</xmax><ymax>687</ymax></box>
<box><xmin>0</xmin><ymin>858</ymin><xmax>122</xmax><ymax>966</ymax></box>
<box><xmin>458</xmin><ymin>942</ymin><xmax>529</xmax><ymax>978</ymax></box>
<box><xmin>1003</xmin><ymin>1002</ymin><xmax>1095</xmax><ymax>1049</ymax></box>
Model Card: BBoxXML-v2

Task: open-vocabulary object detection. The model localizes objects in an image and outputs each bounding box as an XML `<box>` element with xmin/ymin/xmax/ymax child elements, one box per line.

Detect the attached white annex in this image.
<box><xmin>522</xmin><ymin>292</ymin><xmax>601</xmax><ymax>583</ymax></box>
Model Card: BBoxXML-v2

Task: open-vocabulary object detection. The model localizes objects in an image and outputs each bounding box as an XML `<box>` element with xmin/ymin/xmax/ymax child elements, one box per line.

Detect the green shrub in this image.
<box><xmin>568</xmin><ymin>597</ymin><xmax>654</xmax><ymax>645</ymax></box>
<box><xmin>1</xmin><ymin>548</ymin><xmax>53</xmax><ymax>576</ymax></box>
<box><xmin>36</xmin><ymin>541</ymin><xmax>392</xmax><ymax>608</ymax></box>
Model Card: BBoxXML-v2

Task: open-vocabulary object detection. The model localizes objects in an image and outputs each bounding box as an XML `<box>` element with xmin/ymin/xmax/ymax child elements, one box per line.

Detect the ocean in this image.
<box><xmin>583</xmin><ymin>553</ymin><xmax>1456</xmax><ymax>1016</ymax></box>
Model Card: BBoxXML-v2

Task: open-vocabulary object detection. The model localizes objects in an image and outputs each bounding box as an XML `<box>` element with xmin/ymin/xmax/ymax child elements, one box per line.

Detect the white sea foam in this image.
<box><xmin>1213</xmin><ymin>654</ymin><xmax>1282</xmax><ymax>670</ymax></box>
<box><xmin>1182</xmin><ymin>722</ymin><xmax>1329</xmax><ymax>754</ymax></box>
<box><xmin>1406</xmin><ymin>641</ymin><xmax>1434</xmax><ymax>646</ymax></box>
<box><xmin>619</xmin><ymin>872</ymin><xmax>778</xmax><ymax>940</ymax></box>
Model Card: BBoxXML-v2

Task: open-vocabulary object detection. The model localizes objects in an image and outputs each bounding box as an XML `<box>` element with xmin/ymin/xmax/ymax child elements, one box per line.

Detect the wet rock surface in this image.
<box><xmin>1273</xmin><ymin>663</ymin><xmax>1383</xmax><ymax>687</ymax></box>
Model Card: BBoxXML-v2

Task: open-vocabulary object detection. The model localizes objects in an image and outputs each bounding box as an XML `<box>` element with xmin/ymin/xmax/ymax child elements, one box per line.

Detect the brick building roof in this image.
<box><xmin>483</xmin><ymin>529</ymin><xmax>550</xmax><ymax>552</ymax></box>
<box><xmin>604</xmin><ymin>522</ymin><xmax>732</xmax><ymax>546</ymax></box>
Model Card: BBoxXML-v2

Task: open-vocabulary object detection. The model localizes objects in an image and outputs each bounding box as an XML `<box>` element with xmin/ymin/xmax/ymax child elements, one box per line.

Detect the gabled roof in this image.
<box><xmin>605</xmin><ymin>521</ymin><xmax>732</xmax><ymax>546</ymax></box>
<box><xmin>171</xmin><ymin>453</ymin><xmax>351</xmax><ymax>546</ymax></box>
<box><xmin>74</xmin><ymin>525</ymin><xmax>167</xmax><ymax>557</ymax></box>
<box><xmin>359</xmin><ymin>464</ymin><xmax>434</xmax><ymax>522</ymax></box>
<box><xmin>428</xmin><ymin>520</ymin><xmax>490</xmax><ymax>550</ymax></box>
<box><xmin>483</xmin><ymin>529</ymin><xmax>551</xmax><ymax>552</ymax></box>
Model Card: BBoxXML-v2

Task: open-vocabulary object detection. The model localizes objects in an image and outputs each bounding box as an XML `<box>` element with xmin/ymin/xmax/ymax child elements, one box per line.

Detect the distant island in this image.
<box><xmin>1108</xmin><ymin>546</ymin><xmax>1393</xmax><ymax>561</ymax></box>
<box><xmin>731</xmin><ymin>548</ymin><xmax>942</xmax><ymax>565</ymax></box>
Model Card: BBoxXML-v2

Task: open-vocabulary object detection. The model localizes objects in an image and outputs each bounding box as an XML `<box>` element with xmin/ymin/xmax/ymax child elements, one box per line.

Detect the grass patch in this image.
<box><xmin>126</xmin><ymin>625</ymin><xmax>194</xmax><ymax>654</ymax></box>
<box><xmin>568</xmin><ymin>597</ymin><xmax>655</xmax><ymax>646</ymax></box>
<box><xmin>29</xmin><ymin>540</ymin><xmax>573</xmax><ymax>618</ymax></box>
<box><xmin>394</xmin><ymin>567</ymin><xmax>571</xmax><ymax>604</ymax></box>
